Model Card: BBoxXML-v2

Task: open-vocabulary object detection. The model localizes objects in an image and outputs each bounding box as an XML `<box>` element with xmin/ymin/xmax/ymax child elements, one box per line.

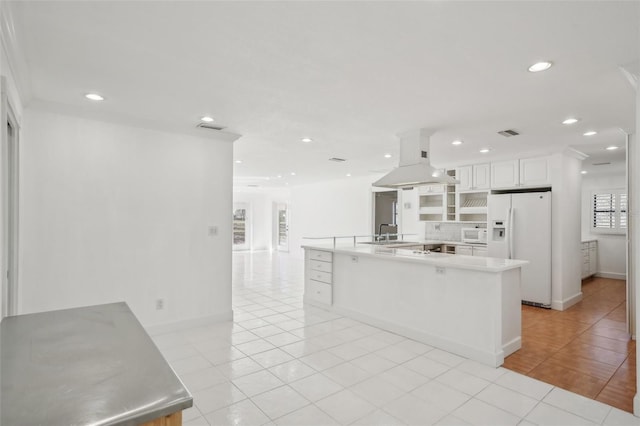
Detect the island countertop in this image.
<box><xmin>1</xmin><ymin>302</ymin><xmax>192</xmax><ymax>426</ymax></box>
<box><xmin>302</xmin><ymin>244</ymin><xmax>528</xmax><ymax>272</ymax></box>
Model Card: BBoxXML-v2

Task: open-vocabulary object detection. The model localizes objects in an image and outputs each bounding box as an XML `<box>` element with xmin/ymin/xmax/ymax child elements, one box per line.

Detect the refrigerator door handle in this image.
<box><xmin>508</xmin><ymin>207</ymin><xmax>515</xmax><ymax>259</ymax></box>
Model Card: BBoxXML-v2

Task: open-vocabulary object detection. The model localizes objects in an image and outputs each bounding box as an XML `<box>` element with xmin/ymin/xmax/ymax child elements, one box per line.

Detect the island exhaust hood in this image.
<box><xmin>373</xmin><ymin>128</ymin><xmax>458</xmax><ymax>189</ymax></box>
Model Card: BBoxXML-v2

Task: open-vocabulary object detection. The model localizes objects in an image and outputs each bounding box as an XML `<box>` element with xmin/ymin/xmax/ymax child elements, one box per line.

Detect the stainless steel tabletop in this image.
<box><xmin>1</xmin><ymin>302</ymin><xmax>192</xmax><ymax>426</ymax></box>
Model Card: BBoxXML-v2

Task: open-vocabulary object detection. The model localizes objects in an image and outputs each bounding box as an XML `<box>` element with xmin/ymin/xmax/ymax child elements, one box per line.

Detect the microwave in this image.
<box><xmin>461</xmin><ymin>228</ymin><xmax>487</xmax><ymax>243</ymax></box>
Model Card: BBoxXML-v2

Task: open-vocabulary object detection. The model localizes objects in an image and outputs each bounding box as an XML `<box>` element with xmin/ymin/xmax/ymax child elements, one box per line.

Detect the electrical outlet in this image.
<box><xmin>156</xmin><ymin>298</ymin><xmax>165</xmax><ymax>310</ymax></box>
<box><xmin>351</xmin><ymin>256</ymin><xmax>359</xmax><ymax>263</ymax></box>
<box><xmin>436</xmin><ymin>266</ymin><xmax>445</xmax><ymax>275</ymax></box>
<box><xmin>208</xmin><ymin>226</ymin><xmax>218</xmax><ymax>236</ymax></box>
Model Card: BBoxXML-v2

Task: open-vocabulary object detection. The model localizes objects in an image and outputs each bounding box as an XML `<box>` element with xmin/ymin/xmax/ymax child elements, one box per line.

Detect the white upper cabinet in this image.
<box><xmin>456</xmin><ymin>166</ymin><xmax>472</xmax><ymax>191</ymax></box>
<box><xmin>491</xmin><ymin>156</ymin><xmax>551</xmax><ymax>189</ymax></box>
<box><xmin>519</xmin><ymin>156</ymin><xmax>551</xmax><ymax>187</ymax></box>
<box><xmin>472</xmin><ymin>164</ymin><xmax>490</xmax><ymax>189</ymax></box>
<box><xmin>456</xmin><ymin>164</ymin><xmax>489</xmax><ymax>191</ymax></box>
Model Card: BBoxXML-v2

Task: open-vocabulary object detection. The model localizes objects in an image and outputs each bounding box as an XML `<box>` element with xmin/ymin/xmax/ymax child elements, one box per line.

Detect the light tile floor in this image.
<box><xmin>150</xmin><ymin>251</ymin><xmax>640</xmax><ymax>426</ymax></box>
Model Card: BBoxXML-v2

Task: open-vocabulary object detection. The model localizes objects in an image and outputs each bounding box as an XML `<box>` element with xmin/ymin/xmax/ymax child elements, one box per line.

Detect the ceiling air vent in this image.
<box><xmin>196</xmin><ymin>123</ymin><xmax>227</xmax><ymax>131</ymax></box>
<box><xmin>329</xmin><ymin>157</ymin><xmax>347</xmax><ymax>162</ymax></box>
<box><xmin>497</xmin><ymin>129</ymin><xmax>520</xmax><ymax>137</ymax></box>
<box><xmin>593</xmin><ymin>162</ymin><xmax>611</xmax><ymax>166</ymax></box>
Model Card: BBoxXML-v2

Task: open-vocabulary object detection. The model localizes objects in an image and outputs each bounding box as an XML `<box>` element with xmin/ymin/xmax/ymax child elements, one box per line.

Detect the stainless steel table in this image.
<box><xmin>1</xmin><ymin>302</ymin><xmax>192</xmax><ymax>425</ymax></box>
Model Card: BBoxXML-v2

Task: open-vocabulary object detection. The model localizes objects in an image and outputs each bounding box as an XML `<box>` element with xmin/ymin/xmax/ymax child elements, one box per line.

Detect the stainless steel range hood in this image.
<box><xmin>373</xmin><ymin>128</ymin><xmax>458</xmax><ymax>189</ymax></box>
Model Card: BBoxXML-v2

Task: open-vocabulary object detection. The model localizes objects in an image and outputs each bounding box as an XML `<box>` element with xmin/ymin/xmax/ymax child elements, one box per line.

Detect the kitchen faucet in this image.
<box><xmin>378</xmin><ymin>224</ymin><xmax>397</xmax><ymax>242</ymax></box>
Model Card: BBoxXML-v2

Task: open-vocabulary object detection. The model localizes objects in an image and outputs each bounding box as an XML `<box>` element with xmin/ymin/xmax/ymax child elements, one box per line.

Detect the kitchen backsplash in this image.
<box><xmin>424</xmin><ymin>222</ymin><xmax>487</xmax><ymax>242</ymax></box>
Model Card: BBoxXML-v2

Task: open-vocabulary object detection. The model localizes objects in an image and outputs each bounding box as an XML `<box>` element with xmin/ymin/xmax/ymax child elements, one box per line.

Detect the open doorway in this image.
<box><xmin>275</xmin><ymin>203</ymin><xmax>289</xmax><ymax>252</ymax></box>
<box><xmin>232</xmin><ymin>202</ymin><xmax>251</xmax><ymax>251</ymax></box>
<box><xmin>504</xmin><ymin>140</ymin><xmax>632</xmax><ymax>412</ymax></box>
<box><xmin>373</xmin><ymin>190</ymin><xmax>398</xmax><ymax>239</ymax></box>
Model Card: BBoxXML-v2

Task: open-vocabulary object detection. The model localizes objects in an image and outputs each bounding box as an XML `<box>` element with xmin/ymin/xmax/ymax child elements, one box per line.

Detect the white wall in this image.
<box><xmin>19</xmin><ymin>108</ymin><xmax>237</xmax><ymax>328</ymax></box>
<box><xmin>288</xmin><ymin>175</ymin><xmax>379</xmax><ymax>258</ymax></box>
<box><xmin>581</xmin><ymin>171</ymin><xmax>627</xmax><ymax>279</ymax></box>
<box><xmin>550</xmin><ymin>151</ymin><xmax>583</xmax><ymax>310</ymax></box>
<box><xmin>233</xmin><ymin>187</ymin><xmax>290</xmax><ymax>251</ymax></box>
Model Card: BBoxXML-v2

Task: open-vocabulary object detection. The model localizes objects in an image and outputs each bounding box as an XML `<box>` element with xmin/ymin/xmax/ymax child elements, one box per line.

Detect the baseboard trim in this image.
<box><xmin>634</xmin><ymin>393</ymin><xmax>640</xmax><ymax>417</ymax></box>
<box><xmin>595</xmin><ymin>272</ymin><xmax>627</xmax><ymax>280</ymax></box>
<box><xmin>145</xmin><ymin>310</ymin><xmax>234</xmax><ymax>336</ymax></box>
<box><xmin>503</xmin><ymin>336</ymin><xmax>522</xmax><ymax>358</ymax></box>
<box><xmin>551</xmin><ymin>292</ymin><xmax>583</xmax><ymax>311</ymax></box>
<box><xmin>332</xmin><ymin>304</ymin><xmax>505</xmax><ymax>367</ymax></box>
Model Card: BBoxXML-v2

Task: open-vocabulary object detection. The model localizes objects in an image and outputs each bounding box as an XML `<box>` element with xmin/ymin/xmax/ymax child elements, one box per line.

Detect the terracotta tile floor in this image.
<box><xmin>503</xmin><ymin>277</ymin><xmax>636</xmax><ymax>413</ymax></box>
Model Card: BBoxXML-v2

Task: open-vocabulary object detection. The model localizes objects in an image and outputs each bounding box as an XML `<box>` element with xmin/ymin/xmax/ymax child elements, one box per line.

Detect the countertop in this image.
<box><xmin>303</xmin><ymin>244</ymin><xmax>528</xmax><ymax>272</ymax></box>
<box><xmin>378</xmin><ymin>240</ymin><xmax>487</xmax><ymax>248</ymax></box>
<box><xmin>1</xmin><ymin>302</ymin><xmax>193</xmax><ymax>426</ymax></box>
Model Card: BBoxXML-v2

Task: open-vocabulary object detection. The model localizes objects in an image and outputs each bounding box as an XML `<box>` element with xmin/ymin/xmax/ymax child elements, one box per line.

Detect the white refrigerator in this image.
<box><xmin>488</xmin><ymin>191</ymin><xmax>552</xmax><ymax>307</ymax></box>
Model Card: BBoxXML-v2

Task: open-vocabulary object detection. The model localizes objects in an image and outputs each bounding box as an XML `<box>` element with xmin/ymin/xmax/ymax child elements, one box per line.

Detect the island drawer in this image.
<box><xmin>310</xmin><ymin>260</ymin><xmax>333</xmax><ymax>273</ymax></box>
<box><xmin>308</xmin><ymin>250</ymin><xmax>333</xmax><ymax>263</ymax></box>
<box><xmin>307</xmin><ymin>280</ymin><xmax>332</xmax><ymax>305</ymax></box>
<box><xmin>309</xmin><ymin>270</ymin><xmax>332</xmax><ymax>284</ymax></box>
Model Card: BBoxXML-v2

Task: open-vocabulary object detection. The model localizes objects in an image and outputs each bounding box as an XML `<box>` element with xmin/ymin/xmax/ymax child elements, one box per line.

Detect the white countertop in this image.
<box><xmin>387</xmin><ymin>240</ymin><xmax>487</xmax><ymax>247</ymax></box>
<box><xmin>302</xmin><ymin>244</ymin><xmax>528</xmax><ymax>272</ymax></box>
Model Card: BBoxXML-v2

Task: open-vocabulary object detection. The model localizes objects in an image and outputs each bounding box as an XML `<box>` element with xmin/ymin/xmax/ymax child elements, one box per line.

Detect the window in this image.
<box><xmin>592</xmin><ymin>189</ymin><xmax>627</xmax><ymax>234</ymax></box>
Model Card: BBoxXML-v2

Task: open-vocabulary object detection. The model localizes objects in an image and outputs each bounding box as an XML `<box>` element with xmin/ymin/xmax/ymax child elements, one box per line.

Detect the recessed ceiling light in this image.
<box><xmin>290</xmin><ymin>172</ymin><xmax>296</xmax><ymax>176</ymax></box>
<box><xmin>562</xmin><ymin>118</ymin><xmax>580</xmax><ymax>125</ymax></box>
<box><xmin>346</xmin><ymin>173</ymin><xmax>351</xmax><ymax>177</ymax></box>
<box><xmin>479</xmin><ymin>148</ymin><xmax>491</xmax><ymax>153</ymax></box>
<box><xmin>606</xmin><ymin>146</ymin><xmax>619</xmax><ymax>151</ymax></box>
<box><xmin>528</xmin><ymin>61</ymin><xmax>553</xmax><ymax>72</ymax></box>
<box><xmin>200</xmin><ymin>116</ymin><xmax>214</xmax><ymax>122</ymax></box>
<box><xmin>277</xmin><ymin>175</ymin><xmax>282</xmax><ymax>178</ymax></box>
<box><xmin>266</xmin><ymin>177</ymin><xmax>270</xmax><ymax>181</ymax></box>
<box><xmin>384</xmin><ymin>154</ymin><xmax>392</xmax><ymax>158</ymax></box>
<box><xmin>85</xmin><ymin>93</ymin><xmax>104</xmax><ymax>101</ymax></box>
<box><xmin>301</xmin><ymin>137</ymin><xmax>313</xmax><ymax>143</ymax></box>
<box><xmin>583</xmin><ymin>131</ymin><xmax>597</xmax><ymax>136</ymax></box>
<box><xmin>581</xmin><ymin>170</ymin><xmax>588</xmax><ymax>174</ymax></box>
<box><xmin>235</xmin><ymin>160</ymin><xmax>242</xmax><ymax>164</ymax></box>
<box><xmin>452</xmin><ymin>140</ymin><xmax>463</xmax><ymax>146</ymax></box>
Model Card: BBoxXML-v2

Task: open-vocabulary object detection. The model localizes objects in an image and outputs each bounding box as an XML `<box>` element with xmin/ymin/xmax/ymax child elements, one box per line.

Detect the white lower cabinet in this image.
<box><xmin>307</xmin><ymin>280</ymin><xmax>332</xmax><ymax>305</ymax></box>
<box><xmin>305</xmin><ymin>249</ymin><xmax>333</xmax><ymax>306</ymax></box>
<box><xmin>581</xmin><ymin>241</ymin><xmax>597</xmax><ymax>279</ymax></box>
<box><xmin>472</xmin><ymin>246</ymin><xmax>488</xmax><ymax>257</ymax></box>
<box><xmin>456</xmin><ymin>245</ymin><xmax>487</xmax><ymax>257</ymax></box>
<box><xmin>457</xmin><ymin>245</ymin><xmax>473</xmax><ymax>256</ymax></box>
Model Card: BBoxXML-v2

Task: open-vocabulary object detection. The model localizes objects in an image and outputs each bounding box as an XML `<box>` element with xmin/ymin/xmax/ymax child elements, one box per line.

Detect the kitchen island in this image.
<box><xmin>1</xmin><ymin>302</ymin><xmax>192</xmax><ymax>426</ymax></box>
<box><xmin>303</xmin><ymin>244</ymin><xmax>527</xmax><ymax>367</ymax></box>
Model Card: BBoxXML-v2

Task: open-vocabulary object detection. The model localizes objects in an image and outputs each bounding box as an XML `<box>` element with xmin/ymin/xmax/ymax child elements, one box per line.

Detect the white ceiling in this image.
<box><xmin>12</xmin><ymin>1</ymin><xmax>639</xmax><ymax>187</ymax></box>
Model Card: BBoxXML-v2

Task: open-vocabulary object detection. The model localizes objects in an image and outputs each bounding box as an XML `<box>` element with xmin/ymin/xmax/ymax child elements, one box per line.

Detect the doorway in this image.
<box><xmin>232</xmin><ymin>202</ymin><xmax>251</xmax><ymax>251</ymax></box>
<box><xmin>373</xmin><ymin>190</ymin><xmax>398</xmax><ymax>239</ymax></box>
<box><xmin>275</xmin><ymin>203</ymin><xmax>289</xmax><ymax>252</ymax></box>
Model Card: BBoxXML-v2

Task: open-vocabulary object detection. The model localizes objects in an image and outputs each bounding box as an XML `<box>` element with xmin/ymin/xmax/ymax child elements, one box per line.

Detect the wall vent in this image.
<box><xmin>497</xmin><ymin>129</ymin><xmax>520</xmax><ymax>137</ymax></box>
<box><xmin>247</xmin><ymin>184</ymin><xmax>259</xmax><ymax>187</ymax></box>
<box><xmin>196</xmin><ymin>123</ymin><xmax>227</xmax><ymax>131</ymax></box>
<box><xmin>329</xmin><ymin>157</ymin><xmax>347</xmax><ymax>162</ymax></box>
<box><xmin>593</xmin><ymin>162</ymin><xmax>611</xmax><ymax>166</ymax></box>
